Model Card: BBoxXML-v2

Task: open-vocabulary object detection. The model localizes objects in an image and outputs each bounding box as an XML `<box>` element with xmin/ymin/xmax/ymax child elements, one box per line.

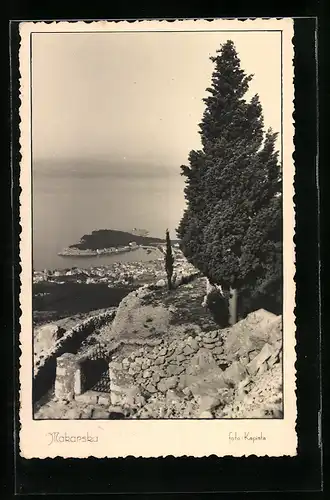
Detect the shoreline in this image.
<box><xmin>58</xmin><ymin>245</ymin><xmax>141</xmax><ymax>257</ymax></box>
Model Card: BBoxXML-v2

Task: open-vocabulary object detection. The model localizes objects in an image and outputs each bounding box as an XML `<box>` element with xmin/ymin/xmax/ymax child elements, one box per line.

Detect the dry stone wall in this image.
<box><xmin>107</xmin><ymin>310</ymin><xmax>283</xmax><ymax>419</ymax></box>
<box><xmin>33</xmin><ymin>309</ymin><xmax>116</xmax><ymax>403</ymax></box>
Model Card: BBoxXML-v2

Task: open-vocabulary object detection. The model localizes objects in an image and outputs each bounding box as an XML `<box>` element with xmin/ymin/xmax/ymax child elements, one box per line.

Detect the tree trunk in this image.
<box><xmin>228</xmin><ymin>287</ymin><xmax>238</xmax><ymax>325</ymax></box>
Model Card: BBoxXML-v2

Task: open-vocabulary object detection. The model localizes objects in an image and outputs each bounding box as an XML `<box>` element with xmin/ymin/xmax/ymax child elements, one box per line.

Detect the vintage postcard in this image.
<box><xmin>18</xmin><ymin>18</ymin><xmax>296</xmax><ymax>458</ymax></box>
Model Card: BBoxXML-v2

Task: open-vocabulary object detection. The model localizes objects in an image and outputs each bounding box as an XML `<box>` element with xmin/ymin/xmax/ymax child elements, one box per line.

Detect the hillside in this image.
<box><xmin>70</xmin><ymin>229</ymin><xmax>177</xmax><ymax>250</ymax></box>
<box><xmin>34</xmin><ymin>276</ymin><xmax>283</xmax><ymax>420</ymax></box>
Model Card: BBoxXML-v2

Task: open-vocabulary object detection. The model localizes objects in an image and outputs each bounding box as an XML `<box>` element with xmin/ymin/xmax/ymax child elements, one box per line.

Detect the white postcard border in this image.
<box><xmin>18</xmin><ymin>18</ymin><xmax>296</xmax><ymax>458</ymax></box>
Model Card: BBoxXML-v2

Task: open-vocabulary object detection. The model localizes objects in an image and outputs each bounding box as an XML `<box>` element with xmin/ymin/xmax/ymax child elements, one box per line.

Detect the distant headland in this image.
<box><xmin>58</xmin><ymin>229</ymin><xmax>179</xmax><ymax>257</ymax></box>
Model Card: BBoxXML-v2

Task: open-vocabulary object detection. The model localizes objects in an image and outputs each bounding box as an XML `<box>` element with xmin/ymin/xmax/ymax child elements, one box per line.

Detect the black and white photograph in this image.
<box><xmin>19</xmin><ymin>19</ymin><xmax>296</xmax><ymax>457</ymax></box>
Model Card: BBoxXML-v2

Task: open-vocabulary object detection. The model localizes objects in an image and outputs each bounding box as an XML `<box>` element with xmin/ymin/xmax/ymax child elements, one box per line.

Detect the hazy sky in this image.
<box><xmin>32</xmin><ymin>31</ymin><xmax>281</xmax><ymax>173</ymax></box>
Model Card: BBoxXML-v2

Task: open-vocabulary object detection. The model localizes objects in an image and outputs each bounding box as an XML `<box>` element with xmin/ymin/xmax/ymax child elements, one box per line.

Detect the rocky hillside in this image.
<box><xmin>35</xmin><ymin>277</ymin><xmax>283</xmax><ymax>420</ymax></box>
<box><xmin>108</xmin><ymin>305</ymin><xmax>282</xmax><ymax>419</ymax></box>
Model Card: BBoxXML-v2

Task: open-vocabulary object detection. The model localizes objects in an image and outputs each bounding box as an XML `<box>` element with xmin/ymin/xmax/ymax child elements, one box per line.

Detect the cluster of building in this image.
<box><xmin>58</xmin><ymin>241</ymin><xmax>139</xmax><ymax>257</ymax></box>
<box><xmin>33</xmin><ymin>246</ymin><xmax>196</xmax><ymax>288</ymax></box>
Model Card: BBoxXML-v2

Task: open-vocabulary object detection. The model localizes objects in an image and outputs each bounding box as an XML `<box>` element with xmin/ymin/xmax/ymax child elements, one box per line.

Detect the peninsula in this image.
<box><xmin>58</xmin><ymin>229</ymin><xmax>179</xmax><ymax>257</ymax></box>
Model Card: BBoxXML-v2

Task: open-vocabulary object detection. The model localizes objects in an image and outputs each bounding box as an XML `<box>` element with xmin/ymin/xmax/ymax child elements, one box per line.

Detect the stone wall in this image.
<box><xmin>35</xmin><ymin>308</ymin><xmax>283</xmax><ymax>420</ymax></box>
<box><xmin>106</xmin><ymin>310</ymin><xmax>283</xmax><ymax>419</ymax></box>
<box><xmin>33</xmin><ymin>309</ymin><xmax>116</xmax><ymax>403</ymax></box>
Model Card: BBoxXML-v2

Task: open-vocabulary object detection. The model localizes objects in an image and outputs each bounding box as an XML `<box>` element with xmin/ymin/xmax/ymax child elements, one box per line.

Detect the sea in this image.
<box><xmin>32</xmin><ymin>169</ymin><xmax>185</xmax><ymax>271</ymax></box>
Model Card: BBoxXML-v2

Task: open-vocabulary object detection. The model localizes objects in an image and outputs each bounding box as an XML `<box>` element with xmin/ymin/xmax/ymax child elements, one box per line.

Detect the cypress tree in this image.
<box><xmin>165</xmin><ymin>229</ymin><xmax>174</xmax><ymax>290</ymax></box>
<box><xmin>177</xmin><ymin>40</ymin><xmax>282</xmax><ymax>324</ymax></box>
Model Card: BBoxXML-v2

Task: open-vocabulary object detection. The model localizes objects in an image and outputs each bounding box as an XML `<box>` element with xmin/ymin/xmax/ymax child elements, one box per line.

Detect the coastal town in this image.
<box><xmin>33</xmin><ymin>245</ymin><xmax>197</xmax><ymax>288</ymax></box>
<box><xmin>58</xmin><ymin>241</ymin><xmax>141</xmax><ymax>257</ymax></box>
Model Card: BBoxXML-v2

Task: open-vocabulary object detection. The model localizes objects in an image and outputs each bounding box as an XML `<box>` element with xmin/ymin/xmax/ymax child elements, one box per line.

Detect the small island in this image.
<box><xmin>58</xmin><ymin>229</ymin><xmax>179</xmax><ymax>257</ymax></box>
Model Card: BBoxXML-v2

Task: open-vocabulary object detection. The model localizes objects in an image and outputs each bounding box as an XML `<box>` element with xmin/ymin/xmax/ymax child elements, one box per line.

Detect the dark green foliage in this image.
<box><xmin>177</xmin><ymin>40</ymin><xmax>282</xmax><ymax>316</ymax></box>
<box><xmin>165</xmin><ymin>229</ymin><xmax>174</xmax><ymax>290</ymax></box>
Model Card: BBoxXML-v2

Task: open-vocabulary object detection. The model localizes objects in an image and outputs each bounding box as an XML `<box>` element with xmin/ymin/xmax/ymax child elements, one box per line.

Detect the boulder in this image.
<box><xmin>186</xmin><ymin>348</ymin><xmax>218</xmax><ymax>377</ymax></box>
<box><xmin>198</xmin><ymin>395</ymin><xmax>221</xmax><ymax>412</ymax></box>
<box><xmin>223</xmin><ymin>361</ymin><xmax>248</xmax><ymax>386</ymax></box>
<box><xmin>199</xmin><ymin>410</ymin><xmax>214</xmax><ymax>419</ymax></box>
<box><xmin>166</xmin><ymin>364</ymin><xmax>185</xmax><ymax>377</ymax></box>
<box><xmin>247</xmin><ymin>343</ymin><xmax>274</xmax><ymax>375</ymax></box>
<box><xmin>110</xmin><ymin>287</ymin><xmax>170</xmax><ymax>341</ymax></box>
<box><xmin>223</xmin><ymin>310</ymin><xmax>282</xmax><ymax>361</ymax></box>
<box><xmin>157</xmin><ymin>376</ymin><xmax>178</xmax><ymax>393</ymax></box>
<box><xmin>188</xmin><ymin>369</ymin><xmax>228</xmax><ymax>398</ymax></box>
<box><xmin>166</xmin><ymin>389</ymin><xmax>182</xmax><ymax>403</ymax></box>
<box><xmin>91</xmin><ymin>409</ymin><xmax>110</xmax><ymax>419</ymax></box>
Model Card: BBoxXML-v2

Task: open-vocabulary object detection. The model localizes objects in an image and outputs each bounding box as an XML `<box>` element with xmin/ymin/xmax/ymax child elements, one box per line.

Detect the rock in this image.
<box><xmin>156</xmin><ymin>279</ymin><xmax>166</xmax><ymax>287</ymax></box>
<box><xmin>248</xmin><ymin>350</ymin><xmax>259</xmax><ymax>362</ymax></box>
<box><xmin>199</xmin><ymin>395</ymin><xmax>221</xmax><ymax>412</ymax></box>
<box><xmin>75</xmin><ymin>392</ymin><xmax>98</xmax><ymax>405</ymax></box>
<box><xmin>257</xmin><ymin>362</ymin><xmax>268</xmax><ymax>375</ymax></box>
<box><xmin>80</xmin><ymin>407</ymin><xmax>93</xmax><ymax>419</ymax></box>
<box><xmin>152</xmin><ymin>367</ymin><xmax>166</xmax><ymax>377</ymax></box>
<box><xmin>239</xmin><ymin>355</ymin><xmax>250</xmax><ymax>366</ymax></box>
<box><xmin>166</xmin><ymin>364</ymin><xmax>185</xmax><ymax>377</ymax></box>
<box><xmin>143</xmin><ymin>369</ymin><xmax>152</xmax><ymax>379</ymax></box>
<box><xmin>267</xmin><ymin>353</ymin><xmax>280</xmax><ymax>368</ymax></box>
<box><xmin>109</xmin><ymin>361</ymin><xmax>123</xmax><ymax>372</ymax></box>
<box><xmin>223</xmin><ymin>361</ymin><xmax>248</xmax><ymax>385</ymax></box>
<box><xmin>187</xmin><ymin>338</ymin><xmax>199</xmax><ymax>351</ymax></box>
<box><xmin>91</xmin><ymin>409</ymin><xmax>110</xmax><ymax>419</ymax></box>
<box><xmin>247</xmin><ymin>343</ymin><xmax>274</xmax><ymax>375</ymax></box>
<box><xmin>166</xmin><ymin>389</ymin><xmax>182</xmax><ymax>403</ymax></box>
<box><xmin>159</xmin><ymin>347</ymin><xmax>168</xmax><ymax>356</ymax></box>
<box><xmin>212</xmin><ymin>346</ymin><xmax>224</xmax><ymax>355</ymax></box>
<box><xmin>152</xmin><ymin>372</ymin><xmax>161</xmax><ymax>384</ymax></box>
<box><xmin>183</xmin><ymin>402</ymin><xmax>195</xmax><ymax>418</ymax></box>
<box><xmin>142</xmin><ymin>359</ymin><xmax>151</xmax><ymax>370</ymax></box>
<box><xmin>146</xmin><ymin>383</ymin><xmax>157</xmax><ymax>393</ymax></box>
<box><xmin>108</xmin><ymin>407</ymin><xmax>126</xmax><ymax>419</ymax></box>
<box><xmin>98</xmin><ymin>394</ymin><xmax>111</xmax><ymax>406</ymax></box>
<box><xmin>189</xmin><ymin>370</ymin><xmax>228</xmax><ymax>398</ymax></box>
<box><xmin>134</xmin><ymin>357</ymin><xmax>143</xmax><ymax>365</ymax></box>
<box><xmin>157</xmin><ymin>376</ymin><xmax>178</xmax><ymax>392</ymax></box>
<box><xmin>182</xmin><ymin>387</ymin><xmax>192</xmax><ymax>397</ymax></box>
<box><xmin>199</xmin><ymin>410</ymin><xmax>214</xmax><ymax>419</ymax></box>
<box><xmin>175</xmin><ymin>345</ymin><xmax>184</xmax><ymax>355</ymax></box>
<box><xmin>176</xmin><ymin>354</ymin><xmax>186</xmax><ymax>363</ymax></box>
<box><xmin>155</xmin><ymin>356</ymin><xmax>165</xmax><ymax>365</ymax></box>
<box><xmin>223</xmin><ymin>310</ymin><xmax>282</xmax><ymax>361</ymax></box>
<box><xmin>186</xmin><ymin>348</ymin><xmax>218</xmax><ymax>376</ymax></box>
<box><xmin>128</xmin><ymin>364</ymin><xmax>141</xmax><ymax>376</ymax></box>
<box><xmin>203</xmin><ymin>336</ymin><xmax>217</xmax><ymax>344</ymax></box>
<box><xmin>183</xmin><ymin>345</ymin><xmax>195</xmax><ymax>356</ymax></box>
<box><xmin>237</xmin><ymin>377</ymin><xmax>251</xmax><ymax>391</ymax></box>
<box><xmin>267</xmin><ymin>345</ymin><xmax>282</xmax><ymax>367</ymax></box>
<box><xmin>64</xmin><ymin>408</ymin><xmax>80</xmax><ymax>419</ymax></box>
<box><xmin>203</xmin><ymin>343</ymin><xmax>217</xmax><ymax>349</ymax></box>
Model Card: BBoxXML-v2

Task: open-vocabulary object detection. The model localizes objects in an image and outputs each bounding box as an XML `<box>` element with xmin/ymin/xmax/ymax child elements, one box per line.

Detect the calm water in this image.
<box><xmin>33</xmin><ymin>169</ymin><xmax>185</xmax><ymax>271</ymax></box>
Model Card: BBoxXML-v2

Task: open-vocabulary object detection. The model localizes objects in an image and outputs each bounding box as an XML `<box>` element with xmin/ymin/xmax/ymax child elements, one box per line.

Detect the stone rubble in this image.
<box><xmin>35</xmin><ymin>308</ymin><xmax>283</xmax><ymax>420</ymax></box>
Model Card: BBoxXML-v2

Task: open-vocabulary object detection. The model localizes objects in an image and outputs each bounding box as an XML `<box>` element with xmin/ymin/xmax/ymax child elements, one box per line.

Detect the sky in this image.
<box><xmin>32</xmin><ymin>30</ymin><xmax>281</xmax><ymax>175</ymax></box>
